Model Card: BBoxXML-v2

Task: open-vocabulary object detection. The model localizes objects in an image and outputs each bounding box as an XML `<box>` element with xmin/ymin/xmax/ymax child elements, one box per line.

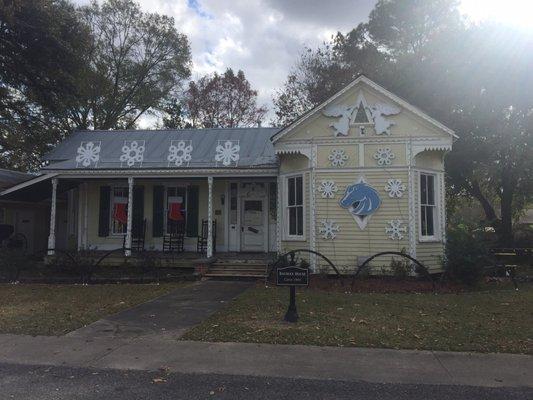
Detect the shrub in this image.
<box><xmin>445</xmin><ymin>223</ymin><xmax>488</xmax><ymax>286</ymax></box>
<box><xmin>0</xmin><ymin>248</ymin><xmax>28</xmax><ymax>282</ymax></box>
<box><xmin>389</xmin><ymin>256</ymin><xmax>412</xmax><ymax>280</ymax></box>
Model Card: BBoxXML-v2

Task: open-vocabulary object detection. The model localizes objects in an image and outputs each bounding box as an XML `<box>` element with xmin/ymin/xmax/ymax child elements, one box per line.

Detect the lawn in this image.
<box><xmin>182</xmin><ymin>283</ymin><xmax>533</xmax><ymax>354</ymax></box>
<box><xmin>0</xmin><ymin>283</ymin><xmax>185</xmax><ymax>336</ymax></box>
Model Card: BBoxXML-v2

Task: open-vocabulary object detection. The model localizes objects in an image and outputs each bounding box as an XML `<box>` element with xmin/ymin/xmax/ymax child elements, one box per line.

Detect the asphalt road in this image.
<box><xmin>1</xmin><ymin>362</ymin><xmax>531</xmax><ymax>400</ymax></box>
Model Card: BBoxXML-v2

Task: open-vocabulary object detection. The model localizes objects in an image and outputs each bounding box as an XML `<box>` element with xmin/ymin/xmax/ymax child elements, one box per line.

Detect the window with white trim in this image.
<box><xmin>166</xmin><ymin>186</ymin><xmax>187</xmax><ymax>234</ymax></box>
<box><xmin>419</xmin><ymin>173</ymin><xmax>438</xmax><ymax>239</ymax></box>
<box><xmin>286</xmin><ymin>175</ymin><xmax>304</xmax><ymax>238</ymax></box>
<box><xmin>111</xmin><ymin>187</ymin><xmax>128</xmax><ymax>235</ymax></box>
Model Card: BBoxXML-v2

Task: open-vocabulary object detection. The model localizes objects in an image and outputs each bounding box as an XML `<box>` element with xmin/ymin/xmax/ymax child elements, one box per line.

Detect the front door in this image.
<box><xmin>241</xmin><ymin>198</ymin><xmax>265</xmax><ymax>252</ymax></box>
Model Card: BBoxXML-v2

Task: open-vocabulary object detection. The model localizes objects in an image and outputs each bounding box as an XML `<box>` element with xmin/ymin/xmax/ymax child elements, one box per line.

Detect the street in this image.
<box><xmin>1</xmin><ymin>362</ymin><xmax>531</xmax><ymax>400</ymax></box>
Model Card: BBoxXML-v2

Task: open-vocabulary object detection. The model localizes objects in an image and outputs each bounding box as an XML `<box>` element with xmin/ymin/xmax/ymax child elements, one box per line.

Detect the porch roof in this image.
<box><xmin>43</xmin><ymin>127</ymin><xmax>280</xmax><ymax>171</ymax></box>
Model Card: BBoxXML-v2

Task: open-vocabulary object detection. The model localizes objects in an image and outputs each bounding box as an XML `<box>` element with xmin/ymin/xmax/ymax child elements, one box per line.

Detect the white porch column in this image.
<box><xmin>125</xmin><ymin>177</ymin><xmax>134</xmax><ymax>256</ymax></box>
<box><xmin>207</xmin><ymin>176</ymin><xmax>213</xmax><ymax>258</ymax></box>
<box><xmin>47</xmin><ymin>177</ymin><xmax>58</xmax><ymax>255</ymax></box>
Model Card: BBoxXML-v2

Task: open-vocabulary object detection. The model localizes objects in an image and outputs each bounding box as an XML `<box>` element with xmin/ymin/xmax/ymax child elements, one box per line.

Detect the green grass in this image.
<box><xmin>182</xmin><ymin>284</ymin><xmax>533</xmax><ymax>354</ymax></box>
<box><xmin>0</xmin><ymin>283</ymin><xmax>186</xmax><ymax>336</ymax></box>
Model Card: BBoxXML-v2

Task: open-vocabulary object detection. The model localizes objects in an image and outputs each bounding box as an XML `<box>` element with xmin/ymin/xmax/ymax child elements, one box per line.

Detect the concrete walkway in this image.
<box><xmin>0</xmin><ymin>334</ymin><xmax>531</xmax><ymax>388</ymax></box>
<box><xmin>67</xmin><ymin>280</ymin><xmax>251</xmax><ymax>340</ymax></box>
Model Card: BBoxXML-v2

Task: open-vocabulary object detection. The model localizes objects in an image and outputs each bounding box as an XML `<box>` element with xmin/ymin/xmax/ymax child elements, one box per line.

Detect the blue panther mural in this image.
<box><xmin>339</xmin><ymin>178</ymin><xmax>381</xmax><ymax>229</ymax></box>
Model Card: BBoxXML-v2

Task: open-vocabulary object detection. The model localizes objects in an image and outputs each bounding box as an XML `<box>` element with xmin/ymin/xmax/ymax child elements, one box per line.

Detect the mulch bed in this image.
<box><xmin>304</xmin><ymin>275</ymin><xmax>469</xmax><ymax>294</ymax></box>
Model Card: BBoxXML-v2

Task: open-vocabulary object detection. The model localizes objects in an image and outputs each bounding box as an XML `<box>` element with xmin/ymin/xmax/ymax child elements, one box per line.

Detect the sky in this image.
<box><xmin>73</xmin><ymin>0</ymin><xmax>531</xmax><ymax>126</ymax></box>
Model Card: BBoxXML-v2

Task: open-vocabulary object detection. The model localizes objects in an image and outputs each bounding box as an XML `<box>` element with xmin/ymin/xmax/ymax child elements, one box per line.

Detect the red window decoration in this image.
<box><xmin>168</xmin><ymin>196</ymin><xmax>184</xmax><ymax>221</ymax></box>
<box><xmin>113</xmin><ymin>200</ymin><xmax>128</xmax><ymax>224</ymax></box>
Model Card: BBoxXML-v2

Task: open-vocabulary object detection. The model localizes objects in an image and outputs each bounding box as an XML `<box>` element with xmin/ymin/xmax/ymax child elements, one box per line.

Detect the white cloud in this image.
<box><xmin>74</xmin><ymin>0</ymin><xmax>374</xmax><ymax>125</ymax></box>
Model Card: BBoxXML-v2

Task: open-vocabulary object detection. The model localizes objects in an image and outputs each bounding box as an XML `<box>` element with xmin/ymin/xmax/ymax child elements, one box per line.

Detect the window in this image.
<box><xmin>166</xmin><ymin>186</ymin><xmax>187</xmax><ymax>234</ymax></box>
<box><xmin>420</xmin><ymin>173</ymin><xmax>438</xmax><ymax>239</ymax></box>
<box><xmin>111</xmin><ymin>187</ymin><xmax>128</xmax><ymax>234</ymax></box>
<box><xmin>0</xmin><ymin>207</ymin><xmax>5</xmax><ymax>224</ymax></box>
<box><xmin>286</xmin><ymin>175</ymin><xmax>304</xmax><ymax>238</ymax></box>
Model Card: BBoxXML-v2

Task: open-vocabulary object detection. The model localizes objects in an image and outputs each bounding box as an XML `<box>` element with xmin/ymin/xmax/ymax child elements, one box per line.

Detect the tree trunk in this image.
<box><xmin>500</xmin><ymin>170</ymin><xmax>515</xmax><ymax>247</ymax></box>
<box><xmin>470</xmin><ymin>180</ymin><xmax>498</xmax><ymax>223</ymax></box>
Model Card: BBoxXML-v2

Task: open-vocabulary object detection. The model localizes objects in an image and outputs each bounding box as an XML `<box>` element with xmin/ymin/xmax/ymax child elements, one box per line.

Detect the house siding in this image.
<box><xmin>274</xmin><ymin>78</ymin><xmax>452</xmax><ymax>274</ymax></box>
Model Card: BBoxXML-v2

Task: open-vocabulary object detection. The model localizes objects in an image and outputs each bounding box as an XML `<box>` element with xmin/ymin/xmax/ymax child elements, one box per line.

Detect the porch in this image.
<box><xmin>1</xmin><ymin>174</ymin><xmax>279</xmax><ymax>262</ymax></box>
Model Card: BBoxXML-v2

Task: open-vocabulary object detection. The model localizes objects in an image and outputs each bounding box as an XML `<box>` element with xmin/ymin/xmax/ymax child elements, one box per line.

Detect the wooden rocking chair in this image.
<box><xmin>163</xmin><ymin>221</ymin><xmax>185</xmax><ymax>253</ymax></box>
<box><xmin>197</xmin><ymin>219</ymin><xmax>216</xmax><ymax>255</ymax></box>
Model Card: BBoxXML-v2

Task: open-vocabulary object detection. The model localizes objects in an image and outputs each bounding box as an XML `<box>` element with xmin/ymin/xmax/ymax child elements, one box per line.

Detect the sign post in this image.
<box><xmin>276</xmin><ymin>254</ymin><xmax>309</xmax><ymax>323</ymax></box>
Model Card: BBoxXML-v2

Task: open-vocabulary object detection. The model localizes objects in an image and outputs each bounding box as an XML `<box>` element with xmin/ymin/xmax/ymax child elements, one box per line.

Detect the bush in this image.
<box><xmin>445</xmin><ymin>224</ymin><xmax>488</xmax><ymax>286</ymax></box>
<box><xmin>0</xmin><ymin>247</ymin><xmax>28</xmax><ymax>282</ymax></box>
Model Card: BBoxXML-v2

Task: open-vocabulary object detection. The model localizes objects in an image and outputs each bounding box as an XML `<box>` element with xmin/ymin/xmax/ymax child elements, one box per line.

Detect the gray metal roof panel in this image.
<box><xmin>0</xmin><ymin>169</ymin><xmax>35</xmax><ymax>190</ymax></box>
<box><xmin>43</xmin><ymin>128</ymin><xmax>280</xmax><ymax>170</ymax></box>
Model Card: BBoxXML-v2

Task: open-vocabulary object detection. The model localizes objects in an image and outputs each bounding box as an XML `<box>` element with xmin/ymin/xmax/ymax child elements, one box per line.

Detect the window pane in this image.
<box><xmin>297</xmin><ymin>206</ymin><xmax>303</xmax><ymax>236</ymax></box>
<box><xmin>296</xmin><ymin>176</ymin><xmax>303</xmax><ymax>205</ymax></box>
<box><xmin>289</xmin><ymin>207</ymin><xmax>297</xmax><ymax>235</ymax></box>
<box><xmin>426</xmin><ymin>206</ymin><xmax>435</xmax><ymax>236</ymax></box>
<box><xmin>421</xmin><ymin>206</ymin><xmax>427</xmax><ymax>236</ymax></box>
<box><xmin>427</xmin><ymin>175</ymin><xmax>435</xmax><ymax>205</ymax></box>
<box><xmin>420</xmin><ymin>175</ymin><xmax>427</xmax><ymax>205</ymax></box>
<box><xmin>288</xmin><ymin>178</ymin><xmax>295</xmax><ymax>206</ymax></box>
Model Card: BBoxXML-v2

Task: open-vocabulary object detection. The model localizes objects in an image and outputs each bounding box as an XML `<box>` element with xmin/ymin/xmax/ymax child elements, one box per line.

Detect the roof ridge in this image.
<box><xmin>76</xmin><ymin>127</ymin><xmax>281</xmax><ymax>134</ymax></box>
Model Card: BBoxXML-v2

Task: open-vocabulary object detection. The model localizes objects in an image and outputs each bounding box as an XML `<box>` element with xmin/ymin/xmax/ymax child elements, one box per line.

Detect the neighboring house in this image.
<box><xmin>0</xmin><ymin>76</ymin><xmax>455</xmax><ymax>272</ymax></box>
<box><xmin>0</xmin><ymin>169</ymin><xmax>49</xmax><ymax>253</ymax></box>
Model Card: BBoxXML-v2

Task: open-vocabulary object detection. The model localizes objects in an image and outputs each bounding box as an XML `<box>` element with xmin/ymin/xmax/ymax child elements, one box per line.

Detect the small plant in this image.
<box><xmin>0</xmin><ymin>247</ymin><xmax>28</xmax><ymax>282</ymax></box>
<box><xmin>389</xmin><ymin>256</ymin><xmax>411</xmax><ymax>280</ymax></box>
<box><xmin>445</xmin><ymin>223</ymin><xmax>488</xmax><ymax>286</ymax></box>
<box><xmin>71</xmin><ymin>251</ymin><xmax>96</xmax><ymax>284</ymax></box>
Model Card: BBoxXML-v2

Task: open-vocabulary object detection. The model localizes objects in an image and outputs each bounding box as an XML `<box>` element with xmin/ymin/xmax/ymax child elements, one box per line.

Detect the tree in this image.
<box><xmin>0</xmin><ymin>0</ymin><xmax>89</xmax><ymax>170</ymax></box>
<box><xmin>161</xmin><ymin>98</ymin><xmax>191</xmax><ymax>129</ymax></box>
<box><xmin>182</xmin><ymin>68</ymin><xmax>267</xmax><ymax>128</ymax></box>
<box><xmin>273</xmin><ymin>25</ymin><xmax>390</xmax><ymax>125</ymax></box>
<box><xmin>273</xmin><ymin>0</ymin><xmax>533</xmax><ymax>245</ymax></box>
<box><xmin>71</xmin><ymin>0</ymin><xmax>191</xmax><ymax>130</ymax></box>
<box><xmin>0</xmin><ymin>0</ymin><xmax>191</xmax><ymax>170</ymax></box>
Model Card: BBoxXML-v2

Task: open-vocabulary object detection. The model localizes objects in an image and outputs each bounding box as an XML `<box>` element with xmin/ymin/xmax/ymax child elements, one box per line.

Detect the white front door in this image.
<box><xmin>240</xmin><ymin>198</ymin><xmax>265</xmax><ymax>252</ymax></box>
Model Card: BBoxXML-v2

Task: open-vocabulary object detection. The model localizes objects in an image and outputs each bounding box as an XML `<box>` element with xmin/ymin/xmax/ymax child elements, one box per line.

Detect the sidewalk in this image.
<box><xmin>0</xmin><ymin>333</ymin><xmax>531</xmax><ymax>388</ymax></box>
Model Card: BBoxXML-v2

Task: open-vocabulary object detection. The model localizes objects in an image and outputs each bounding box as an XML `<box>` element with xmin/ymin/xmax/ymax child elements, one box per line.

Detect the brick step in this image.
<box><xmin>213</xmin><ymin>260</ymin><xmax>270</xmax><ymax>266</ymax></box>
<box><xmin>205</xmin><ymin>273</ymin><xmax>266</xmax><ymax>278</ymax></box>
<box><xmin>211</xmin><ymin>264</ymin><xmax>267</xmax><ymax>269</ymax></box>
<box><xmin>208</xmin><ymin>268</ymin><xmax>267</xmax><ymax>274</ymax></box>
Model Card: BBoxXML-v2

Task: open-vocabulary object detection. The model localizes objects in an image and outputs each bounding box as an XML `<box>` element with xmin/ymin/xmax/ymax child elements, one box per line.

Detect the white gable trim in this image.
<box><xmin>271</xmin><ymin>75</ymin><xmax>457</xmax><ymax>143</ymax></box>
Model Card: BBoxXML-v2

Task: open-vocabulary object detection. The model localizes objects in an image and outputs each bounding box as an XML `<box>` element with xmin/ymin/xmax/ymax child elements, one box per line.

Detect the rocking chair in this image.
<box><xmin>163</xmin><ymin>221</ymin><xmax>185</xmax><ymax>253</ymax></box>
<box><xmin>123</xmin><ymin>219</ymin><xmax>146</xmax><ymax>253</ymax></box>
<box><xmin>197</xmin><ymin>219</ymin><xmax>216</xmax><ymax>255</ymax></box>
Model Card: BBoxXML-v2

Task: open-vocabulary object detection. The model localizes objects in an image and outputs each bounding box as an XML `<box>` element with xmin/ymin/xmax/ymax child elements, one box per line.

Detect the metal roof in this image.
<box><xmin>0</xmin><ymin>169</ymin><xmax>35</xmax><ymax>190</ymax></box>
<box><xmin>43</xmin><ymin>128</ymin><xmax>280</xmax><ymax>170</ymax></box>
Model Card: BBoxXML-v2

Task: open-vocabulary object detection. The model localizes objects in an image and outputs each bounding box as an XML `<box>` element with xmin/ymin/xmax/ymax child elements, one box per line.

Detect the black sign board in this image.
<box><xmin>276</xmin><ymin>266</ymin><xmax>309</xmax><ymax>286</ymax></box>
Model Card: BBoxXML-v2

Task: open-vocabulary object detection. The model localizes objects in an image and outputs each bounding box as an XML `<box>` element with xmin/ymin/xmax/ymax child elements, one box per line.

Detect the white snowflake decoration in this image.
<box><xmin>373</xmin><ymin>147</ymin><xmax>395</xmax><ymax>166</ymax></box>
<box><xmin>120</xmin><ymin>140</ymin><xmax>145</xmax><ymax>167</ymax></box>
<box><xmin>319</xmin><ymin>219</ymin><xmax>340</xmax><ymax>240</ymax></box>
<box><xmin>328</xmin><ymin>149</ymin><xmax>348</xmax><ymax>167</ymax></box>
<box><xmin>385</xmin><ymin>219</ymin><xmax>407</xmax><ymax>240</ymax></box>
<box><xmin>75</xmin><ymin>141</ymin><xmax>101</xmax><ymax>167</ymax></box>
<box><xmin>384</xmin><ymin>179</ymin><xmax>406</xmax><ymax>198</ymax></box>
<box><xmin>215</xmin><ymin>140</ymin><xmax>240</xmax><ymax>166</ymax></box>
<box><xmin>318</xmin><ymin>180</ymin><xmax>338</xmax><ymax>198</ymax></box>
<box><xmin>167</xmin><ymin>140</ymin><xmax>192</xmax><ymax>167</ymax></box>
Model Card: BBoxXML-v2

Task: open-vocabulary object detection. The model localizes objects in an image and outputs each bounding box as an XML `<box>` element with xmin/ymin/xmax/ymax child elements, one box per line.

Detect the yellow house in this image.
<box><xmin>1</xmin><ymin>76</ymin><xmax>455</xmax><ymax>274</ymax></box>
